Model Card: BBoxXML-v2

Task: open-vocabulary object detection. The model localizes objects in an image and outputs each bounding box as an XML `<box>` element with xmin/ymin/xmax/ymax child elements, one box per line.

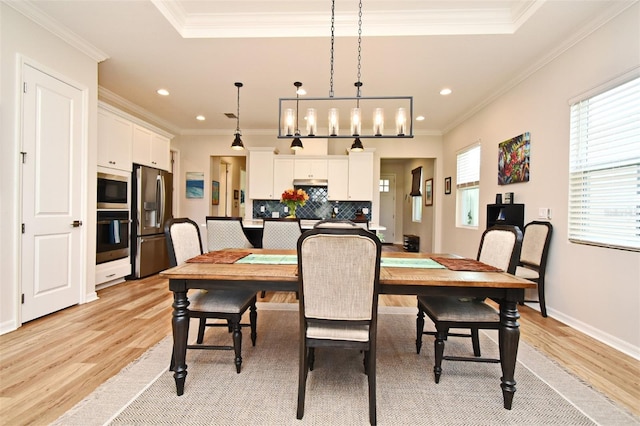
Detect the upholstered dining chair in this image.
<box><xmin>165</xmin><ymin>217</ymin><xmax>257</xmax><ymax>373</ymax></box>
<box><xmin>296</xmin><ymin>226</ymin><xmax>382</xmax><ymax>425</ymax></box>
<box><xmin>260</xmin><ymin>217</ymin><xmax>302</xmax><ymax>297</ymax></box>
<box><xmin>416</xmin><ymin>225</ymin><xmax>523</xmax><ymax>383</ymax></box>
<box><xmin>516</xmin><ymin>221</ymin><xmax>553</xmax><ymax>317</ymax></box>
<box><xmin>205</xmin><ymin>216</ymin><xmax>254</xmax><ymax>252</ymax></box>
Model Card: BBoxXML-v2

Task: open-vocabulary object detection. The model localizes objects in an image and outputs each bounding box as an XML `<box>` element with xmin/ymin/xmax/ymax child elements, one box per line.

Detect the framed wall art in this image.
<box><xmin>211</xmin><ymin>180</ymin><xmax>220</xmax><ymax>205</ymax></box>
<box><xmin>186</xmin><ymin>172</ymin><xmax>204</xmax><ymax>198</ymax></box>
<box><xmin>424</xmin><ymin>178</ymin><xmax>433</xmax><ymax>206</ymax></box>
<box><xmin>498</xmin><ymin>132</ymin><xmax>530</xmax><ymax>185</ymax></box>
<box><xmin>444</xmin><ymin>177</ymin><xmax>451</xmax><ymax>194</ymax></box>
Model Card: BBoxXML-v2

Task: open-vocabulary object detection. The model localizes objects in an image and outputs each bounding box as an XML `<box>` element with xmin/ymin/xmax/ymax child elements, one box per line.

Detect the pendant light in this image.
<box><xmin>290</xmin><ymin>82</ymin><xmax>303</xmax><ymax>151</ymax></box>
<box><xmin>231</xmin><ymin>82</ymin><xmax>245</xmax><ymax>150</ymax></box>
<box><xmin>277</xmin><ymin>0</ymin><xmax>413</xmax><ymax>140</ymax></box>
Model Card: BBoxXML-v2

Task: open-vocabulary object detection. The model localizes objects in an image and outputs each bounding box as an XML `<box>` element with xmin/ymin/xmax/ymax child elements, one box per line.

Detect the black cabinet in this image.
<box><xmin>486</xmin><ymin>204</ymin><xmax>524</xmax><ymax>231</ymax></box>
<box><xmin>403</xmin><ymin>234</ymin><xmax>420</xmax><ymax>252</ymax></box>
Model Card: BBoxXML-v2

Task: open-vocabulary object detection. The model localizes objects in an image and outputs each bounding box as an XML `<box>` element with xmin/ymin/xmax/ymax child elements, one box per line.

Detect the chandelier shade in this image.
<box><xmin>278</xmin><ymin>96</ymin><xmax>413</xmax><ymax>139</ymax></box>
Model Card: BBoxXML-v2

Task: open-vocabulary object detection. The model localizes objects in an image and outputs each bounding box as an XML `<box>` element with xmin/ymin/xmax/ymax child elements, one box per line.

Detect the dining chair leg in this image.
<box><xmin>297</xmin><ymin>344</ymin><xmax>308</xmax><ymax>419</ymax></box>
<box><xmin>367</xmin><ymin>347</ymin><xmax>377</xmax><ymax>425</ymax></box>
<box><xmin>249</xmin><ymin>303</ymin><xmax>257</xmax><ymax>346</ymax></box>
<box><xmin>232</xmin><ymin>320</ymin><xmax>243</xmax><ymax>373</ymax></box>
<box><xmin>434</xmin><ymin>328</ymin><xmax>447</xmax><ymax>384</ymax></box>
<box><xmin>416</xmin><ymin>307</ymin><xmax>425</xmax><ymax>354</ymax></box>
<box><xmin>196</xmin><ymin>318</ymin><xmax>206</xmax><ymax>344</ymax></box>
<box><xmin>471</xmin><ymin>328</ymin><xmax>481</xmax><ymax>356</ymax></box>
<box><xmin>538</xmin><ymin>278</ymin><xmax>548</xmax><ymax>317</ymax></box>
<box><xmin>309</xmin><ymin>347</ymin><xmax>316</xmax><ymax>371</ymax></box>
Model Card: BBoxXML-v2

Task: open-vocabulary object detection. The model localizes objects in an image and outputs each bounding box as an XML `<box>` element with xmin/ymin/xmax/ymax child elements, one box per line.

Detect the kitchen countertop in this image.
<box><xmin>243</xmin><ymin>219</ymin><xmax>386</xmax><ymax>231</ymax></box>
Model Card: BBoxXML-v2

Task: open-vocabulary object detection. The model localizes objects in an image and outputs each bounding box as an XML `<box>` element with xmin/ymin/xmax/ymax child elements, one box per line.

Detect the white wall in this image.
<box><xmin>0</xmin><ymin>4</ymin><xmax>99</xmax><ymax>332</ymax></box>
<box><xmin>441</xmin><ymin>4</ymin><xmax>640</xmax><ymax>357</ymax></box>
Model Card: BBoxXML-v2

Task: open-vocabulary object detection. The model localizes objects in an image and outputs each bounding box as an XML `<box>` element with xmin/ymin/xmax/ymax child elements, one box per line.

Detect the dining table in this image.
<box><xmin>160</xmin><ymin>249</ymin><xmax>536</xmax><ymax>410</ymax></box>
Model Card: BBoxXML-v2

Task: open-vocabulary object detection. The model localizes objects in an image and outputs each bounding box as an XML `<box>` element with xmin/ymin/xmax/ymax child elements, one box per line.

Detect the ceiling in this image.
<box><xmin>14</xmin><ymin>0</ymin><xmax>634</xmax><ymax>136</ymax></box>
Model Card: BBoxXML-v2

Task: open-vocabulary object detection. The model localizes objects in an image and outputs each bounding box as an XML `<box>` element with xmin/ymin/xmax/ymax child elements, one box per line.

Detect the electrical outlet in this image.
<box><xmin>362</xmin><ymin>207</ymin><xmax>369</xmax><ymax>214</ymax></box>
<box><xmin>260</xmin><ymin>205</ymin><xmax>265</xmax><ymax>212</ymax></box>
<box><xmin>284</xmin><ymin>206</ymin><xmax>289</xmax><ymax>213</ymax></box>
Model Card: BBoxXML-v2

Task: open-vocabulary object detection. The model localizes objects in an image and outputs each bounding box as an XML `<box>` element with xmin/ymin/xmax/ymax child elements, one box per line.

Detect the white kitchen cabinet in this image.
<box><xmin>348</xmin><ymin>151</ymin><xmax>374</xmax><ymax>200</ymax></box>
<box><xmin>97</xmin><ymin>108</ymin><xmax>132</xmax><ymax>171</ymax></box>
<box><xmin>327</xmin><ymin>157</ymin><xmax>348</xmax><ymax>200</ymax></box>
<box><xmin>294</xmin><ymin>158</ymin><xmax>328</xmax><ymax>180</ymax></box>
<box><xmin>132</xmin><ymin>125</ymin><xmax>171</xmax><ymax>171</ymax></box>
<box><xmin>248</xmin><ymin>148</ymin><xmax>276</xmax><ymax>199</ymax></box>
<box><xmin>95</xmin><ymin>257</ymin><xmax>131</xmax><ymax>288</ymax></box>
<box><xmin>274</xmin><ymin>157</ymin><xmax>295</xmax><ymax>195</ymax></box>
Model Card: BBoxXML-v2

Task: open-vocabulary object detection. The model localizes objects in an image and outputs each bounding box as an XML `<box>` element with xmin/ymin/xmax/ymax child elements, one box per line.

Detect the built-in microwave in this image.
<box><xmin>97</xmin><ymin>172</ymin><xmax>128</xmax><ymax>209</ymax></box>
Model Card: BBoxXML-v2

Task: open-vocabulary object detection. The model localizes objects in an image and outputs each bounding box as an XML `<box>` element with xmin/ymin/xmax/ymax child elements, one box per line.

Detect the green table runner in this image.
<box><xmin>236</xmin><ymin>254</ymin><xmax>445</xmax><ymax>269</ymax></box>
<box><xmin>381</xmin><ymin>257</ymin><xmax>445</xmax><ymax>268</ymax></box>
<box><xmin>235</xmin><ymin>254</ymin><xmax>298</xmax><ymax>265</ymax></box>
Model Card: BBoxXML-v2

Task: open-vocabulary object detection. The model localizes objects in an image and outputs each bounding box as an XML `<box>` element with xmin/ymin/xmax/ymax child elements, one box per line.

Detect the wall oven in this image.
<box><xmin>97</xmin><ymin>172</ymin><xmax>128</xmax><ymax>209</ymax></box>
<box><xmin>96</xmin><ymin>210</ymin><xmax>130</xmax><ymax>264</ymax></box>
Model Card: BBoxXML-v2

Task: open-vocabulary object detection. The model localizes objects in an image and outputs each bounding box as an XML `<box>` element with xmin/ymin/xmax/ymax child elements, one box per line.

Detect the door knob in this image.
<box><xmin>72</xmin><ymin>220</ymin><xmax>83</xmax><ymax>227</ymax></box>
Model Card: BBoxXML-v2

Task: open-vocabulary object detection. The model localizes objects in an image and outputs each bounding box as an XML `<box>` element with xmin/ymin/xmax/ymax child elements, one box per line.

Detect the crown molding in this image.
<box><xmin>5</xmin><ymin>0</ymin><xmax>109</xmax><ymax>62</ymax></box>
<box><xmin>98</xmin><ymin>86</ymin><xmax>180</xmax><ymax>136</ymax></box>
<box><xmin>442</xmin><ymin>0</ymin><xmax>637</xmax><ymax>134</ymax></box>
<box><xmin>151</xmin><ymin>0</ymin><xmax>544</xmax><ymax>39</ymax></box>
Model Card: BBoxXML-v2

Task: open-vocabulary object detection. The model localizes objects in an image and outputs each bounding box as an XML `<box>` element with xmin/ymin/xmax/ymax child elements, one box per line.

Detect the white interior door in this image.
<box><xmin>21</xmin><ymin>64</ymin><xmax>83</xmax><ymax>323</ymax></box>
<box><xmin>379</xmin><ymin>174</ymin><xmax>397</xmax><ymax>244</ymax></box>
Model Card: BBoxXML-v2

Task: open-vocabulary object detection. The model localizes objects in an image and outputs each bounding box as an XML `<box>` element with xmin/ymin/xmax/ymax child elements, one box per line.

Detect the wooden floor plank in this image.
<box><xmin>0</xmin><ymin>273</ymin><xmax>638</xmax><ymax>425</ymax></box>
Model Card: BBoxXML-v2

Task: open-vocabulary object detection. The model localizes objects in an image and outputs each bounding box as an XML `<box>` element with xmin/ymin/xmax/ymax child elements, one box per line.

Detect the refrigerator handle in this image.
<box><xmin>156</xmin><ymin>174</ymin><xmax>164</xmax><ymax>229</ymax></box>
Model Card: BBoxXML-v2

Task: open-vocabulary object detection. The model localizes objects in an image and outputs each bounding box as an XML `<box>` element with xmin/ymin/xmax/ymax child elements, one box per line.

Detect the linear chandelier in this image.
<box><xmin>278</xmin><ymin>0</ymin><xmax>413</xmax><ymax>146</ymax></box>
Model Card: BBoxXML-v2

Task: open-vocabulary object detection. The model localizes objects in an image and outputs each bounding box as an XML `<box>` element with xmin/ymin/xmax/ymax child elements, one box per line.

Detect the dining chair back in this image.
<box><xmin>165</xmin><ymin>217</ymin><xmax>257</xmax><ymax>373</ymax></box>
<box><xmin>416</xmin><ymin>225</ymin><xmax>523</xmax><ymax>383</ymax></box>
<box><xmin>296</xmin><ymin>226</ymin><xmax>382</xmax><ymax>425</ymax></box>
<box><xmin>313</xmin><ymin>218</ymin><xmax>361</xmax><ymax>229</ymax></box>
<box><xmin>205</xmin><ymin>216</ymin><xmax>254</xmax><ymax>252</ymax></box>
<box><xmin>262</xmin><ymin>217</ymin><xmax>302</xmax><ymax>249</ymax></box>
<box><xmin>516</xmin><ymin>221</ymin><xmax>553</xmax><ymax>317</ymax></box>
<box><xmin>260</xmin><ymin>217</ymin><xmax>303</xmax><ymax>298</ymax></box>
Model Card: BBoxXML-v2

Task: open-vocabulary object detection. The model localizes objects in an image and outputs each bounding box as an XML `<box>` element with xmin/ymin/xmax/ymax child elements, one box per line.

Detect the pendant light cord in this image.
<box><xmin>329</xmin><ymin>0</ymin><xmax>335</xmax><ymax>98</ymax></box>
<box><xmin>235</xmin><ymin>83</ymin><xmax>241</xmax><ymax>133</ymax></box>
<box><xmin>356</xmin><ymin>0</ymin><xmax>362</xmax><ymax>99</ymax></box>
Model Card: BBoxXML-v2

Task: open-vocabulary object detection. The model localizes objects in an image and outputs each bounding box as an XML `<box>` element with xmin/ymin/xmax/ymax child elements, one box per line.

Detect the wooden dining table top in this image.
<box><xmin>160</xmin><ymin>249</ymin><xmax>536</xmax><ymax>291</ymax></box>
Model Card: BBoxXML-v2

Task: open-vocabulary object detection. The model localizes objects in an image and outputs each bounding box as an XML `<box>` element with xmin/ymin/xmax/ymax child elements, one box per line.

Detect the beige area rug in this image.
<box><xmin>53</xmin><ymin>303</ymin><xmax>638</xmax><ymax>426</ymax></box>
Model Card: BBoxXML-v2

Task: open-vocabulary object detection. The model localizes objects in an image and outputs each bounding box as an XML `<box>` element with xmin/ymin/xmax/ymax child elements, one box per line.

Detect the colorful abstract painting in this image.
<box><xmin>498</xmin><ymin>132</ymin><xmax>530</xmax><ymax>185</ymax></box>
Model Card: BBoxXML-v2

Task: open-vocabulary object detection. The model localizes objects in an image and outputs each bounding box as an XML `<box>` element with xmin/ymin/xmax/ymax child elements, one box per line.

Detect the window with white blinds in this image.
<box><xmin>456</xmin><ymin>144</ymin><xmax>481</xmax><ymax>227</ymax></box>
<box><xmin>568</xmin><ymin>76</ymin><xmax>640</xmax><ymax>252</ymax></box>
<box><xmin>457</xmin><ymin>144</ymin><xmax>481</xmax><ymax>188</ymax></box>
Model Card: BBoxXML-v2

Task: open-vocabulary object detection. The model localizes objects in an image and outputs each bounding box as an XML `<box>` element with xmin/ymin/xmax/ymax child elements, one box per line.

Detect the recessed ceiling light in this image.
<box><xmin>157</xmin><ymin>88</ymin><xmax>170</xmax><ymax>96</ymax></box>
<box><xmin>440</xmin><ymin>88</ymin><xmax>452</xmax><ymax>96</ymax></box>
<box><xmin>196</xmin><ymin>115</ymin><xmax>205</xmax><ymax>121</ymax></box>
<box><xmin>416</xmin><ymin>116</ymin><xmax>425</xmax><ymax>121</ymax></box>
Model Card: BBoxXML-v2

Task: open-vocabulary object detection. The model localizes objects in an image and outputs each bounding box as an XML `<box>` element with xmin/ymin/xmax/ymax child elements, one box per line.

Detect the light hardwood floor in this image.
<box><xmin>1</xmin><ymin>274</ymin><xmax>638</xmax><ymax>425</ymax></box>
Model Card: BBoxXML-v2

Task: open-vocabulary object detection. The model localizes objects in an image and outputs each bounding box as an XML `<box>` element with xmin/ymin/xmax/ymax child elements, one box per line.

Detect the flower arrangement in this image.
<box><xmin>280</xmin><ymin>188</ymin><xmax>309</xmax><ymax>218</ymax></box>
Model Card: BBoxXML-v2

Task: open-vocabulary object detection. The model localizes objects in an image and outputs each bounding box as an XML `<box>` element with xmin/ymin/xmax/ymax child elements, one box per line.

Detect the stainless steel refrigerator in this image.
<box><xmin>130</xmin><ymin>164</ymin><xmax>173</xmax><ymax>278</ymax></box>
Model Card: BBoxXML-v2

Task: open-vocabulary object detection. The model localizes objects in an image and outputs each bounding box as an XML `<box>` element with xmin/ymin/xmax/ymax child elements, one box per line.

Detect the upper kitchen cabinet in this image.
<box><xmin>348</xmin><ymin>150</ymin><xmax>374</xmax><ymax>201</ymax></box>
<box><xmin>327</xmin><ymin>157</ymin><xmax>348</xmax><ymax>200</ymax></box>
<box><xmin>132</xmin><ymin>125</ymin><xmax>171</xmax><ymax>171</ymax></box>
<box><xmin>248</xmin><ymin>147</ymin><xmax>276</xmax><ymax>199</ymax></box>
<box><xmin>294</xmin><ymin>158</ymin><xmax>328</xmax><ymax>180</ymax></box>
<box><xmin>274</xmin><ymin>157</ymin><xmax>295</xmax><ymax>195</ymax></box>
<box><xmin>97</xmin><ymin>108</ymin><xmax>132</xmax><ymax>172</ymax></box>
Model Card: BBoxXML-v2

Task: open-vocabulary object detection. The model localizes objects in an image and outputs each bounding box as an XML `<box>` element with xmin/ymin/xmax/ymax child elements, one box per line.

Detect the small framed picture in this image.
<box><xmin>234</xmin><ymin>189</ymin><xmax>239</xmax><ymax>200</ymax></box>
<box><xmin>444</xmin><ymin>177</ymin><xmax>451</xmax><ymax>195</ymax></box>
<box><xmin>424</xmin><ymin>179</ymin><xmax>433</xmax><ymax>206</ymax></box>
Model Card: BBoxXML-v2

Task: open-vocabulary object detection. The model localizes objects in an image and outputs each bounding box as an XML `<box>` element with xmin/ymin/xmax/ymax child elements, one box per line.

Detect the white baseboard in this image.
<box><xmin>0</xmin><ymin>319</ymin><xmax>18</xmax><ymax>336</ymax></box>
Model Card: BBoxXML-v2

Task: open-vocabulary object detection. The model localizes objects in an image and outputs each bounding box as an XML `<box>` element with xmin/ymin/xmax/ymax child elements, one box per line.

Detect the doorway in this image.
<box><xmin>21</xmin><ymin>63</ymin><xmax>85</xmax><ymax>322</ymax></box>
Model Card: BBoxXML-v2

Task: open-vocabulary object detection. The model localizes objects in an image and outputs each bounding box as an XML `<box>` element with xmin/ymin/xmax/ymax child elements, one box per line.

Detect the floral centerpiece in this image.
<box><xmin>280</xmin><ymin>188</ymin><xmax>309</xmax><ymax>218</ymax></box>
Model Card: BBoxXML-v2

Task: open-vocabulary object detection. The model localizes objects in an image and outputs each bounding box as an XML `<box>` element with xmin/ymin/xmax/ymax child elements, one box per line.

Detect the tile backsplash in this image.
<box><xmin>252</xmin><ymin>185</ymin><xmax>371</xmax><ymax>221</ymax></box>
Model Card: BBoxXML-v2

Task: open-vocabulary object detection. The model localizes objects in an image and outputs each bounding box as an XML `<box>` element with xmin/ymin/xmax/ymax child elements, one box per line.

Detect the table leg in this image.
<box><xmin>498</xmin><ymin>299</ymin><xmax>520</xmax><ymax>410</ymax></box>
<box><xmin>172</xmin><ymin>287</ymin><xmax>190</xmax><ymax>396</ymax></box>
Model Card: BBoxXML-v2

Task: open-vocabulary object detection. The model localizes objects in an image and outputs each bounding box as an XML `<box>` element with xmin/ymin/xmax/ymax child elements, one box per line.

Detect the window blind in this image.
<box><xmin>568</xmin><ymin>76</ymin><xmax>640</xmax><ymax>251</ymax></box>
<box><xmin>457</xmin><ymin>144</ymin><xmax>481</xmax><ymax>188</ymax></box>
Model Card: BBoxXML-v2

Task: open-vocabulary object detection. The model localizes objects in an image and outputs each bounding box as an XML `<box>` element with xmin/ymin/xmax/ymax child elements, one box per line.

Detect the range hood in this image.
<box><xmin>293</xmin><ymin>179</ymin><xmax>328</xmax><ymax>187</ymax></box>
